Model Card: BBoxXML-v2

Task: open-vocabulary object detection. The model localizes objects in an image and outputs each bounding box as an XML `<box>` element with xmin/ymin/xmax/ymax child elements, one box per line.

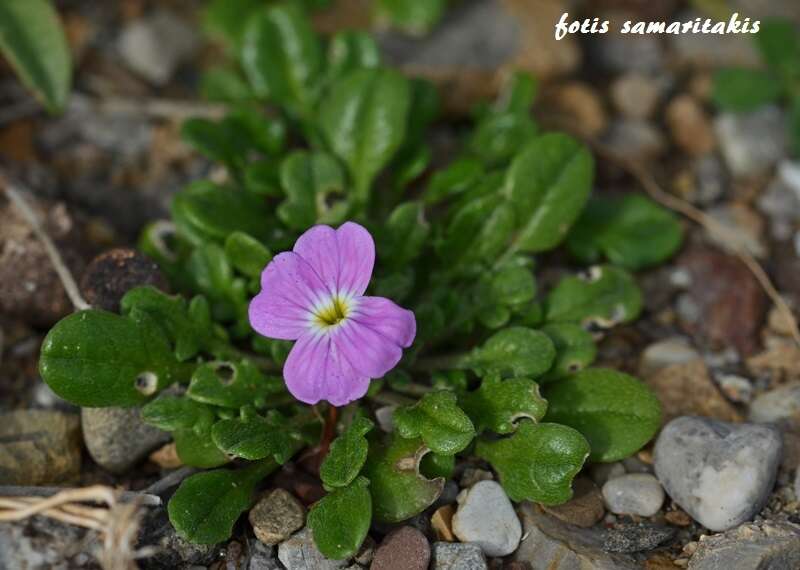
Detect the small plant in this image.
<box><xmin>39</xmin><ymin>3</ymin><xmax>680</xmax><ymax>559</ymax></box>
<box><xmin>711</xmin><ymin>18</ymin><xmax>800</xmax><ymax>155</ymax></box>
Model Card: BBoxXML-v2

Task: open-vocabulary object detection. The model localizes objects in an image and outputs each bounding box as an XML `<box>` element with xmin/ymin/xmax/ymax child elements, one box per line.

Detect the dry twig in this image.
<box><xmin>0</xmin><ymin>172</ymin><xmax>90</xmax><ymax>311</ymax></box>
<box><xmin>591</xmin><ymin>142</ymin><xmax>800</xmax><ymax>349</ymax></box>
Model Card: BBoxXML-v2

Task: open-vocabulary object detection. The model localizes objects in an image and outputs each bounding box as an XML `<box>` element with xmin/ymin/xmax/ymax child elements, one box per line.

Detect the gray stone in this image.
<box><xmin>452</xmin><ymin>480</ymin><xmax>521</xmax><ymax>556</ymax></box>
<box><xmin>82</xmin><ymin>406</ymin><xmax>171</xmax><ymax>473</ymax></box>
<box><xmin>0</xmin><ymin>410</ymin><xmax>81</xmax><ymax>485</ymax></box>
<box><xmin>513</xmin><ymin>503</ymin><xmax>638</xmax><ymax>570</ymax></box>
<box><xmin>248</xmin><ymin>540</ymin><xmax>281</xmax><ymax>570</ymax></box>
<box><xmin>374</xmin><ymin>406</ymin><xmax>396</xmax><ymax>432</ymax></box>
<box><xmin>601</xmin><ymin>119</ymin><xmax>667</xmax><ymax>162</ymax></box>
<box><xmin>758</xmin><ymin>161</ymin><xmax>800</xmax><ymax>239</ymax></box>
<box><xmin>589</xmin><ymin>462</ymin><xmax>627</xmax><ymax>486</ymax></box>
<box><xmin>610</xmin><ymin>73</ymin><xmax>661</xmax><ymax>120</ymax></box>
<box><xmin>139</xmin><ymin>508</ymin><xmax>218</xmax><ymax>567</ymax></box>
<box><xmin>590</xmin><ymin>33</ymin><xmax>664</xmax><ymax>74</ymax></box>
<box><xmin>670</xmin><ymin>11</ymin><xmax>760</xmax><ymax>68</ymax></box>
<box><xmin>602</xmin><ymin>474</ymin><xmax>664</xmax><ymax>517</ymax></box>
<box><xmin>705</xmin><ymin>204</ymin><xmax>767</xmax><ymax>258</ymax></box>
<box><xmin>0</xmin><ymin>516</ymin><xmax>90</xmax><ymax>569</ymax></box>
<box><xmin>692</xmin><ymin>155</ymin><xmax>727</xmax><ymax>206</ymax></box>
<box><xmin>118</xmin><ymin>9</ymin><xmax>199</xmax><ymax>85</ymax></box>
<box><xmin>653</xmin><ymin>416</ymin><xmax>783</xmax><ymax>531</ymax></box>
<box><xmin>639</xmin><ymin>337</ymin><xmax>700</xmax><ymax>378</ymax></box>
<box><xmin>430</xmin><ymin>542</ymin><xmax>487</xmax><ymax>570</ymax></box>
<box><xmin>277</xmin><ymin>528</ymin><xmax>349</xmax><ymax>570</ymax></box>
<box><xmin>687</xmin><ymin>520</ymin><xmax>800</xmax><ymax>570</ymax></box>
<box><xmin>715</xmin><ymin>106</ymin><xmax>788</xmax><ymax>178</ymax></box>
<box><xmin>749</xmin><ymin>382</ymin><xmax>800</xmax><ymax>430</ymax></box>
<box><xmin>603</xmin><ymin>523</ymin><xmax>676</xmax><ymax>553</ymax></box>
<box><xmin>249</xmin><ymin>488</ymin><xmax>305</xmax><ymax>545</ymax></box>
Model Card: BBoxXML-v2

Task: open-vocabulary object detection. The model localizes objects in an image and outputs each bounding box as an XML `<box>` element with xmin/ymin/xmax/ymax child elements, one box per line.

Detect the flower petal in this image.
<box><xmin>293</xmin><ymin>222</ymin><xmax>375</xmax><ymax>296</ymax></box>
<box><xmin>283</xmin><ymin>331</ymin><xmax>370</xmax><ymax>406</ymax></box>
<box><xmin>249</xmin><ymin>252</ymin><xmax>329</xmax><ymax>340</ymax></box>
<box><xmin>349</xmin><ymin>296</ymin><xmax>417</xmax><ymax>348</ymax></box>
<box><xmin>333</xmin><ymin>318</ymin><xmax>403</xmax><ymax>379</ymax></box>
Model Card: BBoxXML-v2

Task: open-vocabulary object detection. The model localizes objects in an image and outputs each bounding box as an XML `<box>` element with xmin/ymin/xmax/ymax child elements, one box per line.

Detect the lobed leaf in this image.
<box><xmin>320</xmin><ymin>416</ymin><xmax>374</xmax><ymax>489</ymax></box>
<box><xmin>539</xmin><ymin>323</ymin><xmax>597</xmax><ymax>383</ymax></box>
<box><xmin>393</xmin><ymin>391</ymin><xmax>476</xmax><ymax>455</ymax></box>
<box><xmin>460</xmin><ymin>375</ymin><xmax>547</xmax><ymax>435</ymax></box>
<box><xmin>187</xmin><ymin>360</ymin><xmax>284</xmax><ymax>409</ymax></box>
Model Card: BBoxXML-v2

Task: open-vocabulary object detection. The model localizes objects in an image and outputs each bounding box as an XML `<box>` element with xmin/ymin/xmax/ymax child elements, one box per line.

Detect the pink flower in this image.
<box><xmin>248</xmin><ymin>222</ymin><xmax>417</xmax><ymax>406</ymax></box>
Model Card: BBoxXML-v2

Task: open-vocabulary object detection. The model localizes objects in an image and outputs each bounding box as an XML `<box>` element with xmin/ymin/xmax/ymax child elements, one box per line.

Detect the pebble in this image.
<box><xmin>458</xmin><ymin>467</ymin><xmax>493</xmax><ymax>488</ymax></box>
<box><xmin>645</xmin><ymin>360</ymin><xmax>741</xmax><ymax>423</ymax></box>
<box><xmin>542</xmin><ymin>477</ymin><xmax>605</xmax><ymax>528</ymax></box>
<box><xmin>118</xmin><ymin>9</ymin><xmax>199</xmax><ymax>85</ymax></box>
<box><xmin>670</xmin><ymin>11</ymin><xmax>759</xmax><ymax>68</ymax></box>
<box><xmin>0</xmin><ymin>410</ymin><xmax>81</xmax><ymax>485</ymax></box>
<box><xmin>513</xmin><ymin>504</ymin><xmax>638</xmax><ymax>569</ymax></box>
<box><xmin>602</xmin><ymin>474</ymin><xmax>664</xmax><ymax>517</ymax></box>
<box><xmin>714</xmin><ymin>106</ymin><xmax>788</xmax><ymax>178</ymax></box>
<box><xmin>705</xmin><ymin>203</ymin><xmax>766</xmax><ymax>259</ymax></box>
<box><xmin>374</xmin><ymin>406</ymin><xmax>396</xmax><ymax>432</ymax></box>
<box><xmin>248</xmin><ymin>540</ymin><xmax>281</xmax><ymax>570</ymax></box>
<box><xmin>431</xmin><ymin>505</ymin><xmax>456</xmax><ymax>541</ymax></box>
<box><xmin>249</xmin><ymin>489</ymin><xmax>306</xmax><ymax>545</ymax></box>
<box><xmin>757</xmin><ymin>161</ymin><xmax>800</xmax><ymax>239</ymax></box>
<box><xmin>653</xmin><ymin>416</ymin><xmax>783</xmax><ymax>531</ymax></box>
<box><xmin>82</xmin><ymin>406</ymin><xmax>171</xmax><ymax>473</ymax></box>
<box><xmin>601</xmin><ymin>119</ymin><xmax>666</xmax><ymax>162</ymax></box>
<box><xmin>687</xmin><ymin>520</ymin><xmax>800</xmax><ymax>569</ymax></box>
<box><xmin>371</xmin><ymin>526</ymin><xmax>430</xmax><ymax>570</ymax></box>
<box><xmin>603</xmin><ymin>523</ymin><xmax>676</xmax><ymax>553</ymax></box>
<box><xmin>547</xmin><ymin>82</ymin><xmax>608</xmax><ymax>138</ymax></box>
<box><xmin>452</xmin><ymin>480</ymin><xmax>522</xmax><ymax>556</ymax></box>
<box><xmin>715</xmin><ymin>373</ymin><xmax>753</xmax><ymax>404</ymax></box>
<box><xmin>277</xmin><ymin>528</ymin><xmax>349</xmax><ymax>570</ymax></box>
<box><xmin>691</xmin><ymin>155</ymin><xmax>727</xmax><ymax>206</ymax></box>
<box><xmin>591</xmin><ymin>31</ymin><xmax>664</xmax><ymax>74</ymax></box>
<box><xmin>0</xmin><ymin>515</ymin><xmax>88</xmax><ymax>569</ymax></box>
<box><xmin>80</xmin><ymin>248</ymin><xmax>167</xmax><ymax>312</ymax></box>
<box><xmin>666</xmin><ymin>95</ymin><xmax>716</xmax><ymax>157</ymax></box>
<box><xmin>748</xmin><ymin>382</ymin><xmax>800</xmax><ymax>430</ymax></box>
<box><xmin>610</xmin><ymin>73</ymin><xmax>660</xmax><ymax>120</ymax></box>
<box><xmin>430</xmin><ymin>542</ymin><xmax>487</xmax><ymax>570</ymax></box>
<box><xmin>639</xmin><ymin>337</ymin><xmax>700</xmax><ymax>378</ymax></box>
<box><xmin>589</xmin><ymin>462</ymin><xmax>626</xmax><ymax>486</ymax></box>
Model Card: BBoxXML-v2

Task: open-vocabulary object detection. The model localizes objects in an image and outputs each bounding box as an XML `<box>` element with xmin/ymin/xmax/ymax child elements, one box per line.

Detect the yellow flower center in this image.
<box><xmin>314</xmin><ymin>296</ymin><xmax>350</xmax><ymax>327</ymax></box>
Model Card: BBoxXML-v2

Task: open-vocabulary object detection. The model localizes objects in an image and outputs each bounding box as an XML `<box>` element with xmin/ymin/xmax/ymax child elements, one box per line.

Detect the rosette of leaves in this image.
<box><xmin>38</xmin><ymin>2</ymin><xmax>678</xmax><ymax>559</ymax></box>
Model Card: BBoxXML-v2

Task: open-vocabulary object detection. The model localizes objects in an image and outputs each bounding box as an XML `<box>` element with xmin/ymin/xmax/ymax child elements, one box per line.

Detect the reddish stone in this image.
<box><xmin>371</xmin><ymin>526</ymin><xmax>430</xmax><ymax>570</ymax></box>
<box><xmin>678</xmin><ymin>246</ymin><xmax>766</xmax><ymax>355</ymax></box>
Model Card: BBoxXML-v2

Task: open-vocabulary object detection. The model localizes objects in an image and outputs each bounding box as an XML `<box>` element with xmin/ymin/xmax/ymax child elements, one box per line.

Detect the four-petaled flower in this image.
<box><xmin>249</xmin><ymin>222</ymin><xmax>416</xmax><ymax>405</ymax></box>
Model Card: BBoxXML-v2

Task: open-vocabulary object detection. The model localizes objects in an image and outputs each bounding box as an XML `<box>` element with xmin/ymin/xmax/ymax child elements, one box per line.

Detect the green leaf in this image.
<box><xmin>185</xmin><ymin>243</ymin><xmax>247</xmax><ymax>323</ymax></box>
<box><xmin>544</xmin><ymin>265</ymin><xmax>643</xmax><ymax>328</ymax></box>
<box><xmin>327</xmin><ymin>30</ymin><xmax>381</xmax><ymax>81</ymax></box>
<box><xmin>468</xmin><ymin>113</ymin><xmax>537</xmax><ymax>167</ymax></box>
<box><xmin>200</xmin><ymin>66</ymin><xmax>254</xmax><ymax>102</ymax></box>
<box><xmin>211</xmin><ymin>412</ymin><xmax>300</xmax><ymax>463</ymax></box>
<box><xmin>168</xmin><ymin>460</ymin><xmax>276</xmax><ymax>544</ymax></box>
<box><xmin>460</xmin><ymin>375</ymin><xmax>547</xmax><ymax>435</ymax></box>
<box><xmin>362</xmin><ymin>434</ymin><xmax>445</xmax><ymax>523</ymax></box>
<box><xmin>379</xmin><ymin>201</ymin><xmax>430</xmax><ymax>269</ymax></box>
<box><xmin>203</xmin><ymin>0</ymin><xmax>262</xmax><ymax>51</ymax></box>
<box><xmin>504</xmin><ymin>133</ymin><xmax>594</xmax><ymax>253</ymax></box>
<box><xmin>241</xmin><ymin>3</ymin><xmax>323</xmax><ymax>112</ymax></box>
<box><xmin>120</xmin><ymin>286</ymin><xmax>212</xmax><ymax>361</ymax></box>
<box><xmin>224</xmin><ymin>232</ymin><xmax>272</xmax><ymax>278</ymax></box>
<box><xmin>172</xmin><ymin>181</ymin><xmax>272</xmax><ymax>244</ymax></box>
<box><xmin>539</xmin><ymin>323</ymin><xmax>597</xmax><ymax>383</ymax></box>
<box><xmin>320</xmin><ymin>417</ymin><xmax>374</xmax><ymax>489</ymax></box>
<box><xmin>475</xmin><ymin>264</ymin><xmax>537</xmax><ymax>328</ymax></box>
<box><xmin>543</xmin><ymin>368</ymin><xmax>662</xmax><ymax>462</ymax></box>
<box><xmin>467</xmin><ymin>327</ymin><xmax>555</xmax><ymax>379</ymax></box>
<box><xmin>141</xmin><ymin>396</ymin><xmax>216</xmax><ymax>432</ymax></box>
<box><xmin>712</xmin><ymin>68</ymin><xmax>783</xmax><ymax>112</ymax></box>
<box><xmin>494</xmin><ymin>71</ymin><xmax>538</xmax><ymax>115</ymax></box>
<box><xmin>394</xmin><ymin>391</ymin><xmax>476</xmax><ymax>455</ymax></box>
<box><xmin>376</xmin><ymin>0</ymin><xmax>447</xmax><ymax>34</ymax></box>
<box><xmin>755</xmin><ymin>18</ymin><xmax>799</xmax><ymax>73</ymax></box>
<box><xmin>0</xmin><ymin>0</ymin><xmax>72</xmax><ymax>112</ymax></box>
<box><xmin>278</xmin><ymin>151</ymin><xmax>348</xmax><ymax>230</ymax></box>
<box><xmin>187</xmin><ymin>360</ymin><xmax>284</xmax><ymax>409</ymax></box>
<box><xmin>319</xmin><ymin>68</ymin><xmax>411</xmax><ymax>202</ymax></box>
<box><xmin>567</xmin><ymin>194</ymin><xmax>683</xmax><ymax>270</ymax></box>
<box><xmin>308</xmin><ymin>477</ymin><xmax>372</xmax><ymax>560</ymax></box>
<box><xmin>419</xmin><ymin>452</ymin><xmax>455</xmax><ymax>479</ymax></box>
<box><xmin>244</xmin><ymin>159</ymin><xmax>283</xmax><ymax>197</ymax></box>
<box><xmin>227</xmin><ymin>105</ymin><xmax>287</xmax><ymax>156</ymax></box>
<box><xmin>181</xmin><ymin>117</ymin><xmax>249</xmax><ymax>170</ymax></box>
<box><xmin>475</xmin><ymin>420</ymin><xmax>589</xmax><ymax>504</ymax></box>
<box><xmin>424</xmin><ymin>158</ymin><xmax>484</xmax><ymax>205</ymax></box>
<box><xmin>175</xmin><ymin>420</ymin><xmax>230</xmax><ymax>468</ymax></box>
<box><xmin>39</xmin><ymin>310</ymin><xmax>188</xmax><ymax>407</ymax></box>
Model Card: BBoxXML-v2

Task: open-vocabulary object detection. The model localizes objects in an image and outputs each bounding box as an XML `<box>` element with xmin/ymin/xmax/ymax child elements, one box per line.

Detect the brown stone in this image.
<box><xmin>645</xmin><ymin>360</ymin><xmax>742</xmax><ymax>423</ymax></box>
<box><xmin>542</xmin><ymin>81</ymin><xmax>608</xmax><ymax>138</ymax></box>
<box><xmin>747</xmin><ymin>342</ymin><xmax>800</xmax><ymax>383</ymax></box>
<box><xmin>666</xmin><ymin>95</ymin><xmax>716</xmax><ymax>157</ymax></box>
<box><xmin>371</xmin><ymin>526</ymin><xmax>431</xmax><ymax>570</ymax></box>
<box><xmin>149</xmin><ymin>442</ymin><xmax>183</xmax><ymax>469</ymax></box>
<box><xmin>431</xmin><ymin>505</ymin><xmax>456</xmax><ymax>542</ymax></box>
<box><xmin>678</xmin><ymin>246</ymin><xmax>766</xmax><ymax>355</ymax></box>
<box><xmin>80</xmin><ymin>247</ymin><xmax>167</xmax><ymax>312</ymax></box>
<box><xmin>0</xmin><ymin>410</ymin><xmax>81</xmax><ymax>485</ymax></box>
<box><xmin>541</xmin><ymin>477</ymin><xmax>604</xmax><ymax>528</ymax></box>
<box><xmin>248</xmin><ymin>488</ymin><xmax>305</xmax><ymax>545</ymax></box>
<box><xmin>664</xmin><ymin>509</ymin><xmax>692</xmax><ymax>527</ymax></box>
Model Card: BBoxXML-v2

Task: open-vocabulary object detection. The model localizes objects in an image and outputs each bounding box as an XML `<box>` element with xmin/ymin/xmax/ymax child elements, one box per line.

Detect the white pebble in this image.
<box><xmin>452</xmin><ymin>480</ymin><xmax>521</xmax><ymax>556</ymax></box>
<box><xmin>602</xmin><ymin>473</ymin><xmax>664</xmax><ymax>517</ymax></box>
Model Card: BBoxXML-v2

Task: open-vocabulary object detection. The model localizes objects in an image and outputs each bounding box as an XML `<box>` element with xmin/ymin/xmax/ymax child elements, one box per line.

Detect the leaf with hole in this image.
<box><xmin>475</xmin><ymin>420</ymin><xmax>589</xmax><ymax>504</ymax></box>
<box><xmin>460</xmin><ymin>375</ymin><xmax>547</xmax><ymax>435</ymax></box>
<box><xmin>539</xmin><ymin>323</ymin><xmax>597</xmax><ymax>383</ymax></box>
<box><xmin>39</xmin><ymin>309</ymin><xmax>189</xmax><ymax>407</ymax></box>
<box><xmin>277</xmin><ymin>151</ymin><xmax>348</xmax><ymax>230</ymax></box>
<box><xmin>543</xmin><ymin>368</ymin><xmax>662</xmax><ymax>462</ymax></box>
<box><xmin>393</xmin><ymin>391</ymin><xmax>475</xmax><ymax>455</ymax></box>
<box><xmin>308</xmin><ymin>477</ymin><xmax>372</xmax><ymax>560</ymax></box>
<box><xmin>187</xmin><ymin>360</ymin><xmax>284</xmax><ymax>408</ymax></box>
